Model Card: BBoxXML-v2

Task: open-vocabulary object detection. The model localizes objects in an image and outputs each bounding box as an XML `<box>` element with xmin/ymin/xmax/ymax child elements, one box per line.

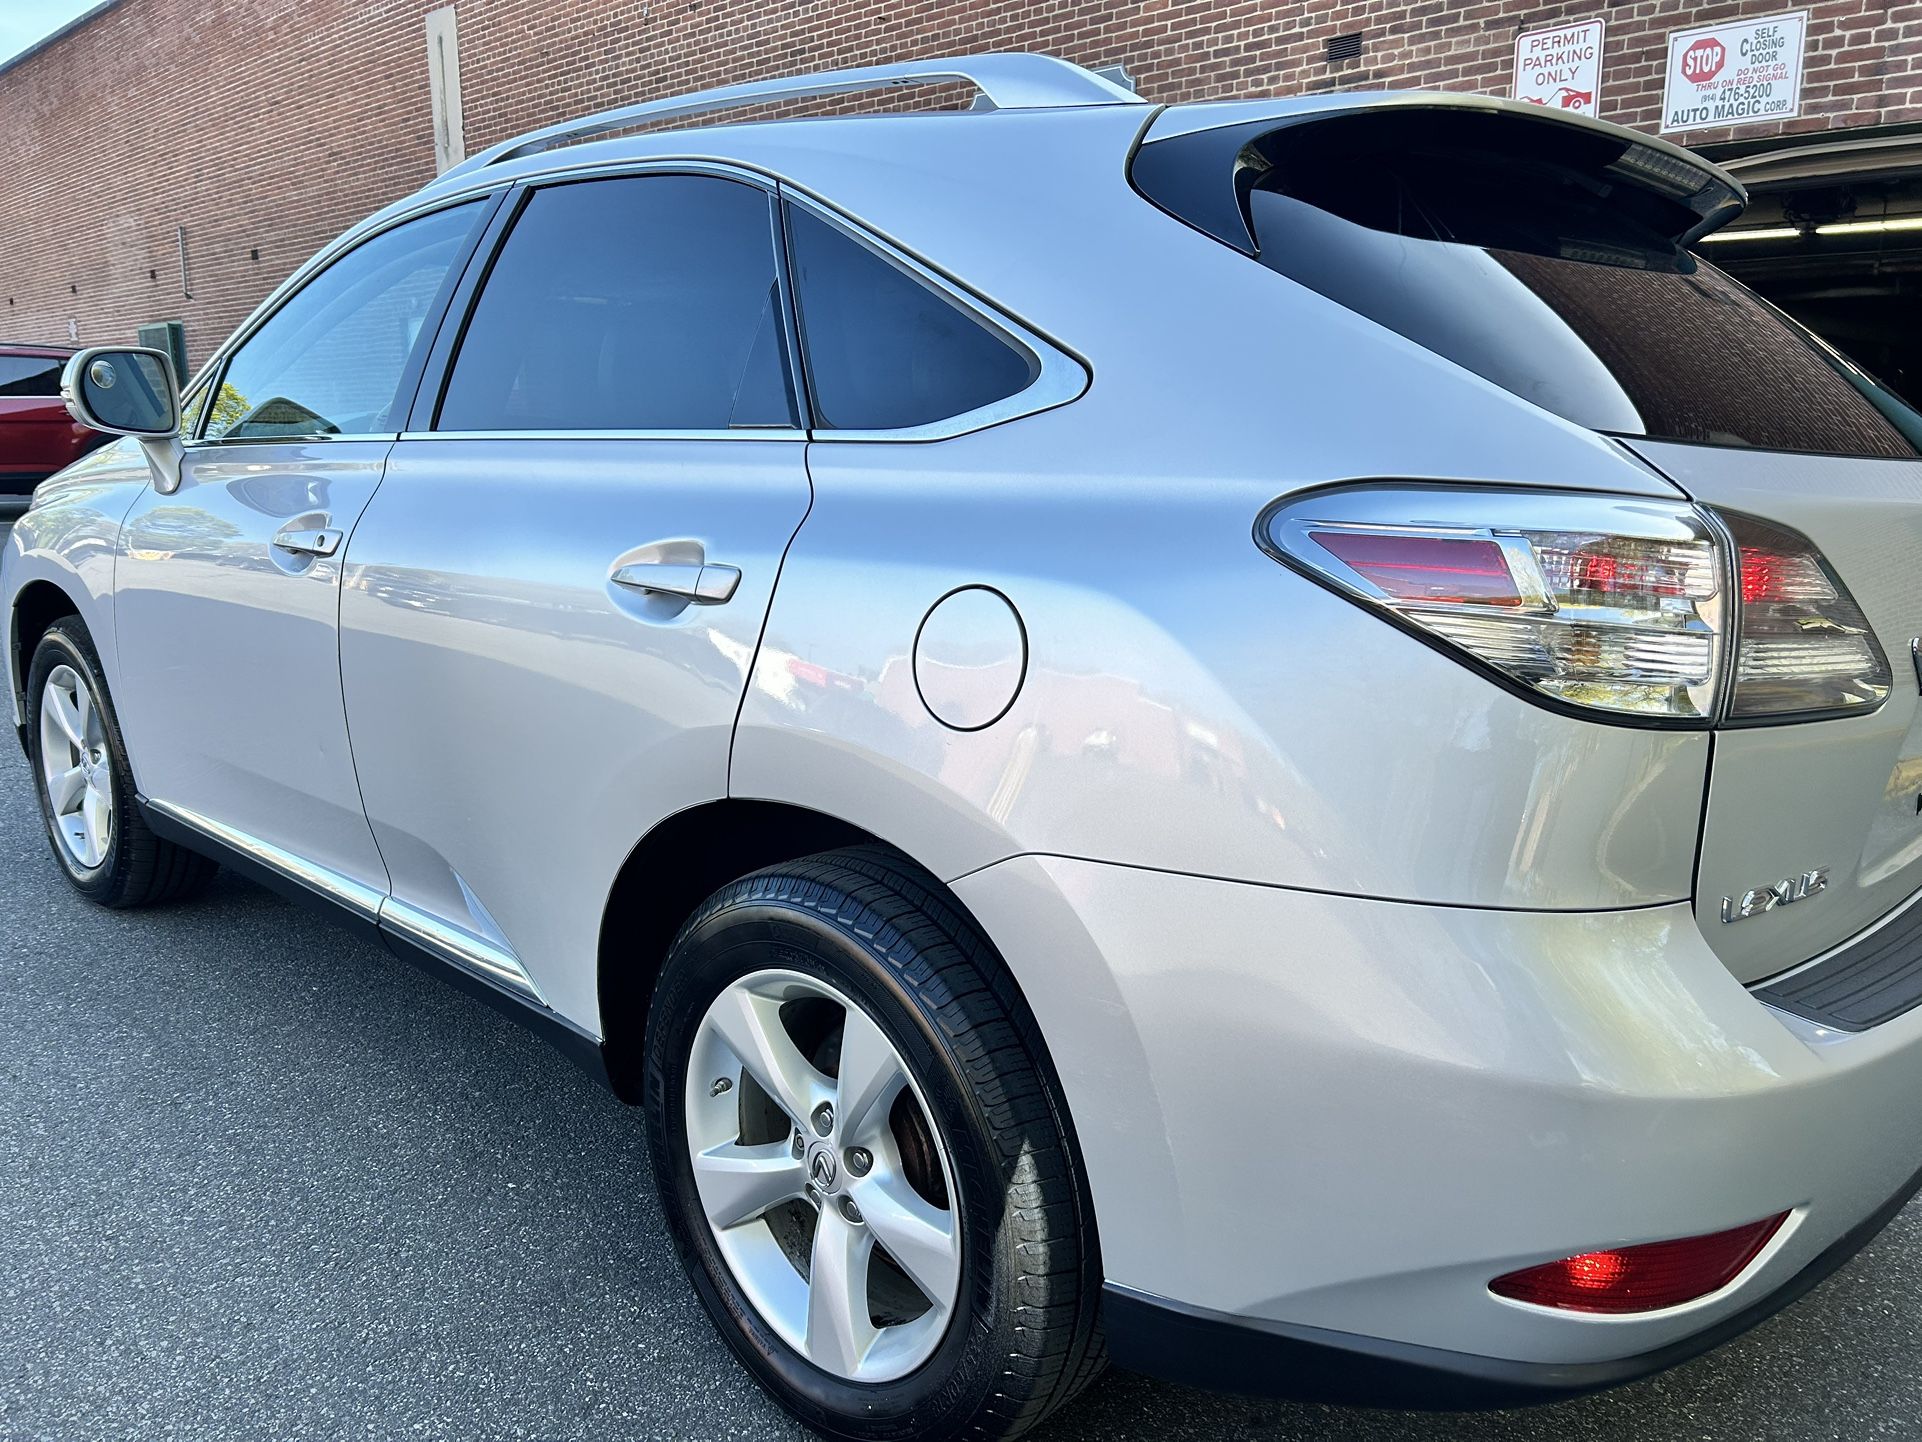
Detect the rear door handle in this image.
<box><xmin>611</xmin><ymin>560</ymin><xmax>741</xmax><ymax>604</ymax></box>
<box><xmin>272</xmin><ymin>527</ymin><xmax>343</xmax><ymax>558</ymax></box>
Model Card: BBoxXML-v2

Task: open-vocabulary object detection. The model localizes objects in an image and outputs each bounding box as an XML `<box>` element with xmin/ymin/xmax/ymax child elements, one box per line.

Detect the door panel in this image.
<box><xmin>114</xmin><ymin>442</ymin><xmax>392</xmax><ymax>897</ymax></box>
<box><xmin>107</xmin><ymin>197</ymin><xmax>491</xmax><ymax>903</ymax></box>
<box><xmin>338</xmin><ymin>438</ymin><xmax>810</xmax><ymax>1023</ymax></box>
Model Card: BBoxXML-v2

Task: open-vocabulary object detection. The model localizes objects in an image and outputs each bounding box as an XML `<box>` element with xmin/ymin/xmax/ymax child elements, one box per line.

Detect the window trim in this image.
<box><xmin>395</xmin><ymin>158</ymin><xmax>1086</xmax><ymax>444</ymax></box>
<box><xmin>777</xmin><ymin>184</ymin><xmax>1088</xmax><ymax>443</ymax></box>
<box><xmin>182</xmin><ymin>190</ymin><xmax>505</xmax><ymax>449</ymax></box>
<box><xmin>414</xmin><ymin>162</ymin><xmax>809</xmax><ymax>441</ymax></box>
<box><xmin>173</xmin><ymin>153</ymin><xmax>1088</xmax><ymax>451</ymax></box>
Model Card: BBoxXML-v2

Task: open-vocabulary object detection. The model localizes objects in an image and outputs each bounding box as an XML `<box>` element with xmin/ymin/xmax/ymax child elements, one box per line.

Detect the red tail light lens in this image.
<box><xmin>1723</xmin><ymin>512</ymin><xmax>1891</xmax><ymax>721</ymax></box>
<box><xmin>1265</xmin><ymin>490</ymin><xmax>1727</xmax><ymax>721</ymax></box>
<box><xmin>1264</xmin><ymin>489</ymin><xmax>1891</xmax><ymax>727</ymax></box>
<box><xmin>1489</xmin><ymin>1213</ymin><xmax>1788</xmax><ymax>1314</ymax></box>
<box><xmin>1737</xmin><ymin>545</ymin><xmax>1832</xmax><ymax>607</ymax></box>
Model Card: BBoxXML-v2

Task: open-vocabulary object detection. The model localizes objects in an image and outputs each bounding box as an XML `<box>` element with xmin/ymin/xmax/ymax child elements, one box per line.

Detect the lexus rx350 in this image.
<box><xmin>9</xmin><ymin>53</ymin><xmax>1922</xmax><ymax>1441</ymax></box>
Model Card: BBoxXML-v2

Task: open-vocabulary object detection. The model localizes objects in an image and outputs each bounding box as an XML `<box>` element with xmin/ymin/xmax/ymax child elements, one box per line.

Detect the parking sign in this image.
<box><xmin>1514</xmin><ymin>19</ymin><xmax>1605</xmax><ymax>117</ymax></box>
<box><xmin>1660</xmin><ymin>11</ymin><xmax>1808</xmax><ymax>133</ymax></box>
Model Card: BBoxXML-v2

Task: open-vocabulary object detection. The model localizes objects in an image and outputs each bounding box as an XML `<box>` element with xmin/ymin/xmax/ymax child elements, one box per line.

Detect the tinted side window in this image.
<box><xmin>437</xmin><ymin>176</ymin><xmax>795</xmax><ymax>431</ymax></box>
<box><xmin>206</xmin><ymin>201</ymin><xmax>481</xmax><ymax>440</ymax></box>
<box><xmin>787</xmin><ymin>207</ymin><xmax>1038</xmax><ymax>430</ymax></box>
<box><xmin>0</xmin><ymin>356</ymin><xmax>64</xmax><ymax>396</ymax></box>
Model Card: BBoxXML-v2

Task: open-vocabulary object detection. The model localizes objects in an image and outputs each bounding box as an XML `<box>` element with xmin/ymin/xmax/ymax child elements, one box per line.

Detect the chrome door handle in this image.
<box><xmin>611</xmin><ymin>560</ymin><xmax>741</xmax><ymax>604</ymax></box>
<box><xmin>272</xmin><ymin>527</ymin><xmax>343</xmax><ymax>558</ymax></box>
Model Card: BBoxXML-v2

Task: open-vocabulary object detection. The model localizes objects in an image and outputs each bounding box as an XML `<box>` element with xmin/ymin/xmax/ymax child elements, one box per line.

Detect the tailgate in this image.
<box><xmin>1632</xmin><ymin>439</ymin><xmax>1922</xmax><ymax>984</ymax></box>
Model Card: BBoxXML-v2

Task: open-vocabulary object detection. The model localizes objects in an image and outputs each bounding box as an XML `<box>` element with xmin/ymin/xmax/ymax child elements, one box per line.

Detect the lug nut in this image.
<box><xmin>840</xmin><ymin>1197</ymin><xmax>863</xmax><ymax>1225</ymax></box>
<box><xmin>791</xmin><ymin>1130</ymin><xmax>806</xmax><ymax>1160</ymax></box>
<box><xmin>845</xmin><ymin>1147</ymin><xmax>872</xmax><ymax>1178</ymax></box>
<box><xmin>811</xmin><ymin>1102</ymin><xmax>835</xmax><ymax>1137</ymax></box>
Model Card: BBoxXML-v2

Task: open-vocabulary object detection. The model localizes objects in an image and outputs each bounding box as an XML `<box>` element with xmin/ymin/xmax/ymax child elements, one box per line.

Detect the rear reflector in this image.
<box><xmin>1489</xmin><ymin>1213</ymin><xmax>1788</xmax><ymax>1314</ymax></box>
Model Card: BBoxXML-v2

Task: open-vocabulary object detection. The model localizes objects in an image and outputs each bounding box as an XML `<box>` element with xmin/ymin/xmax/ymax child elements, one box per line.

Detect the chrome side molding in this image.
<box><xmin>145</xmin><ymin>798</ymin><xmax>385</xmax><ymax>920</ymax></box>
<box><xmin>143</xmin><ymin>798</ymin><xmax>544</xmax><ymax>1003</ymax></box>
<box><xmin>378</xmin><ymin>898</ymin><xmax>545</xmax><ymax>1003</ymax></box>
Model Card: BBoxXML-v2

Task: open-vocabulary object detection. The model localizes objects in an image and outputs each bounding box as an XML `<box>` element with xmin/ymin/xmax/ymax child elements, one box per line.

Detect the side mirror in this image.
<box><xmin>61</xmin><ymin>346</ymin><xmax>185</xmax><ymax>494</ymax></box>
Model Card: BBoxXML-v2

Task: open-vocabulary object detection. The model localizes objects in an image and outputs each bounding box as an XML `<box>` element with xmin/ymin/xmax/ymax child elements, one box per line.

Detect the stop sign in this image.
<box><xmin>1681</xmin><ymin>36</ymin><xmax>1726</xmax><ymax>82</ymax></box>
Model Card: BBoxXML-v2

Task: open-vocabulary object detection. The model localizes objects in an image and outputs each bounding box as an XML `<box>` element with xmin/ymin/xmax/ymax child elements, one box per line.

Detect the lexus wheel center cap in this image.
<box><xmin>807</xmin><ymin>1143</ymin><xmax>839</xmax><ymax>1193</ymax></box>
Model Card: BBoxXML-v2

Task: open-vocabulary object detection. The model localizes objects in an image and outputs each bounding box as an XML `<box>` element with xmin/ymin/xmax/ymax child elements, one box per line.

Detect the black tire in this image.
<box><xmin>645</xmin><ymin>846</ymin><xmax>1106</xmax><ymax>1441</ymax></box>
<box><xmin>23</xmin><ymin>620</ymin><xmax>216</xmax><ymax>907</ymax></box>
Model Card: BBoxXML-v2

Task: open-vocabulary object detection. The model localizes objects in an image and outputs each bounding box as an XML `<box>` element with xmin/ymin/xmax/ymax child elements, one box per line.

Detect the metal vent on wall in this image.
<box><xmin>136</xmin><ymin>320</ymin><xmax>188</xmax><ymax>385</ymax></box>
<box><xmin>1325</xmin><ymin>32</ymin><xmax>1364</xmax><ymax>63</ymax></box>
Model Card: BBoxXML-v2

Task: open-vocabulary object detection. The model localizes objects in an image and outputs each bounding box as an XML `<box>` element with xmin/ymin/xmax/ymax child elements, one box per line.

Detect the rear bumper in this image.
<box><xmin>953</xmin><ymin>857</ymin><xmax>1922</xmax><ymax>1395</ymax></box>
<box><xmin>1103</xmin><ymin>1155</ymin><xmax>1922</xmax><ymax>1406</ymax></box>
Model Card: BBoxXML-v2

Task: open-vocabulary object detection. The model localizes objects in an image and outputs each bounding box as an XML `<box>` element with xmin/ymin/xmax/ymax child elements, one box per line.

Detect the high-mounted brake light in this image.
<box><xmin>1489</xmin><ymin>1213</ymin><xmax>1788</xmax><ymax>1314</ymax></box>
<box><xmin>1264</xmin><ymin>488</ymin><xmax>1890</xmax><ymax>726</ymax></box>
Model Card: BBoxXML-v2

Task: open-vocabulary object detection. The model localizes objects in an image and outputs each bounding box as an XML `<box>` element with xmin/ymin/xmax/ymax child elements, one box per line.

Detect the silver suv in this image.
<box><xmin>11</xmin><ymin>53</ymin><xmax>1922</xmax><ymax>1441</ymax></box>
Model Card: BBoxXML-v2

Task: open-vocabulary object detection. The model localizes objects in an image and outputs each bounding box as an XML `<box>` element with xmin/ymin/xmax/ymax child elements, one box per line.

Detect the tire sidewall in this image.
<box><xmin>25</xmin><ymin>623</ymin><xmax>137</xmax><ymax>901</ymax></box>
<box><xmin>646</xmin><ymin>897</ymin><xmax>1021</xmax><ymax>1439</ymax></box>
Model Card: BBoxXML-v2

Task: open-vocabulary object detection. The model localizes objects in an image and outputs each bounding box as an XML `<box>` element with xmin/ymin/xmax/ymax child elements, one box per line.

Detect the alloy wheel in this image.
<box><xmin>684</xmin><ymin>968</ymin><xmax>962</xmax><ymax>1383</ymax></box>
<box><xmin>38</xmin><ymin>663</ymin><xmax>114</xmax><ymax>870</ymax></box>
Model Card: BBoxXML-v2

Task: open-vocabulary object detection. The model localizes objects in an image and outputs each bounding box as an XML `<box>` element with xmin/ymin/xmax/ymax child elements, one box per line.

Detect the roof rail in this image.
<box><xmin>444</xmin><ymin>52</ymin><xmax>1146</xmax><ymax>179</ymax></box>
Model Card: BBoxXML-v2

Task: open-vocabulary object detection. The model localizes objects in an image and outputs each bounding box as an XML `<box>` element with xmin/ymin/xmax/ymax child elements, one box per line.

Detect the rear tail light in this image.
<box><xmin>1722</xmin><ymin>511</ymin><xmax>1891</xmax><ymax>720</ymax></box>
<box><xmin>1263</xmin><ymin>487</ymin><xmax>1888</xmax><ymax>726</ymax></box>
<box><xmin>1267</xmin><ymin>489</ymin><xmax>1727</xmax><ymax>721</ymax></box>
<box><xmin>1489</xmin><ymin>1213</ymin><xmax>1789</xmax><ymax>1314</ymax></box>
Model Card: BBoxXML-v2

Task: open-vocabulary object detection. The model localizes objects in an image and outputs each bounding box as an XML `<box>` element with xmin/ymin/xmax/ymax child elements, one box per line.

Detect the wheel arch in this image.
<box><xmin>593</xmin><ymin>799</ymin><xmax>1066</xmax><ymax>1118</ymax></box>
<box><xmin>8</xmin><ymin>578</ymin><xmax>84</xmax><ymax>739</ymax></box>
<box><xmin>597</xmin><ymin>799</ymin><xmax>886</xmax><ymax>1101</ymax></box>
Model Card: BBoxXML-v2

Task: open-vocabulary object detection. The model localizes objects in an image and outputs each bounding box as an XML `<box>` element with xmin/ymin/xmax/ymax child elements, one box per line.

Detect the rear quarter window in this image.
<box><xmin>786</xmin><ymin>206</ymin><xmax>1038</xmax><ymax>431</ymax></box>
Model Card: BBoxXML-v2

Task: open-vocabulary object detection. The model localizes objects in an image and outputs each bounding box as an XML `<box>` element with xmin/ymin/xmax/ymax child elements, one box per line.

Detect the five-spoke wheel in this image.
<box><xmin>38</xmin><ymin>662</ymin><xmax>115</xmax><ymax>870</ymax></box>
<box><xmin>647</xmin><ymin>849</ymin><xmax>1105</xmax><ymax>1442</ymax></box>
<box><xmin>687</xmin><ymin>969</ymin><xmax>961</xmax><ymax>1383</ymax></box>
<box><xmin>24</xmin><ymin>619</ymin><xmax>215</xmax><ymax>906</ymax></box>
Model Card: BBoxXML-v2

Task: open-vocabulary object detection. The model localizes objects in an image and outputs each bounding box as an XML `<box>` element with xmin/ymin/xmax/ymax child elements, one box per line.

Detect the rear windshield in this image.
<box><xmin>1232</xmin><ymin>112</ymin><xmax>1922</xmax><ymax>460</ymax></box>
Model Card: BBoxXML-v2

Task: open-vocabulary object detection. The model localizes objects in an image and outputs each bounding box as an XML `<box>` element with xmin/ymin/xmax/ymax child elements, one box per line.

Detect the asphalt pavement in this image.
<box><xmin>3</xmin><ymin>518</ymin><xmax>1921</xmax><ymax>1441</ymax></box>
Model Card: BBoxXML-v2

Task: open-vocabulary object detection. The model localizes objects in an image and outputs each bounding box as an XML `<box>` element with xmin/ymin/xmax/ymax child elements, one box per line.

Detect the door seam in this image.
<box><xmin>727</xmin><ymin>442</ymin><xmax>816</xmax><ymax>794</ymax></box>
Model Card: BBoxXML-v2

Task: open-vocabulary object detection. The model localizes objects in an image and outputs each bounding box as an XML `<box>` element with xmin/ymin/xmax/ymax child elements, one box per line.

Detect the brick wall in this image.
<box><xmin>3</xmin><ymin>0</ymin><xmax>1919</xmax><ymax>370</ymax></box>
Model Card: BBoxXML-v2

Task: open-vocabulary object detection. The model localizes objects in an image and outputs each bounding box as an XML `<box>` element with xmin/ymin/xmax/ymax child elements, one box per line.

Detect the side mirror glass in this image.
<box><xmin>62</xmin><ymin>346</ymin><xmax>180</xmax><ymax>438</ymax></box>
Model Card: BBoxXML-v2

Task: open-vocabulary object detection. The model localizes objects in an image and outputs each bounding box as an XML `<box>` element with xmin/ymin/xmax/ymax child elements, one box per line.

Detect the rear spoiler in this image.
<box><xmin>1131</xmin><ymin>92</ymin><xmax>1747</xmax><ymax>256</ymax></box>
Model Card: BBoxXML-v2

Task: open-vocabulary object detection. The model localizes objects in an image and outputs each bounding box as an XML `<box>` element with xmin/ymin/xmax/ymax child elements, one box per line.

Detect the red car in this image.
<box><xmin>0</xmin><ymin>344</ymin><xmax>111</xmax><ymax>501</ymax></box>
